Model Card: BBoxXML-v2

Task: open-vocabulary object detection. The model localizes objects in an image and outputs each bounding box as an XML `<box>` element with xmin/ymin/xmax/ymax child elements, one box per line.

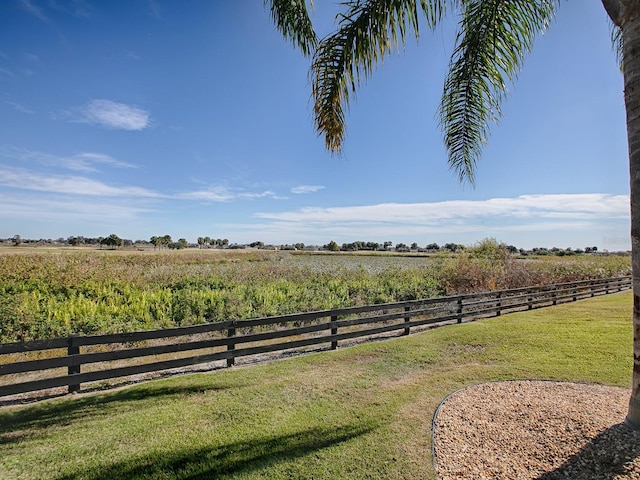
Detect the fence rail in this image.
<box><xmin>0</xmin><ymin>276</ymin><xmax>631</xmax><ymax>399</ymax></box>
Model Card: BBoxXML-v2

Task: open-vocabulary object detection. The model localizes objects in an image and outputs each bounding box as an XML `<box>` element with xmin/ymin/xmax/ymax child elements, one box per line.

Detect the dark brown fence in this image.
<box><xmin>0</xmin><ymin>276</ymin><xmax>631</xmax><ymax>399</ymax></box>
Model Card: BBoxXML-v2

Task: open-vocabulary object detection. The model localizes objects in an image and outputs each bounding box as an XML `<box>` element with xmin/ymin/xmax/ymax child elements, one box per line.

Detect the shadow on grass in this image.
<box><xmin>0</xmin><ymin>379</ymin><xmax>234</xmax><ymax>445</ymax></box>
<box><xmin>54</xmin><ymin>423</ymin><xmax>375</xmax><ymax>480</ymax></box>
<box><xmin>536</xmin><ymin>423</ymin><xmax>640</xmax><ymax>479</ymax></box>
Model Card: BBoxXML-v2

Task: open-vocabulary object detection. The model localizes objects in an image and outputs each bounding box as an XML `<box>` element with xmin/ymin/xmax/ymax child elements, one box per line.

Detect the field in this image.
<box><xmin>0</xmin><ymin>247</ymin><xmax>631</xmax><ymax>343</ymax></box>
<box><xmin>0</xmin><ymin>291</ymin><xmax>632</xmax><ymax>479</ymax></box>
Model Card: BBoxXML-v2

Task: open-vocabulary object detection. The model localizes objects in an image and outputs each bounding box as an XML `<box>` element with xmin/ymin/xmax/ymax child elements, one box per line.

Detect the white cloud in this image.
<box><xmin>179</xmin><ymin>187</ymin><xmax>280</xmax><ymax>202</ymax></box>
<box><xmin>19</xmin><ymin>0</ymin><xmax>50</xmax><ymax>23</ymax></box>
<box><xmin>4</xmin><ymin>101</ymin><xmax>32</xmax><ymax>114</ymax></box>
<box><xmin>71</xmin><ymin>152</ymin><xmax>137</xmax><ymax>170</ymax></box>
<box><xmin>243</xmin><ymin>194</ymin><xmax>630</xmax><ymax>248</ymax></box>
<box><xmin>179</xmin><ymin>187</ymin><xmax>235</xmax><ymax>202</ymax></box>
<box><xmin>0</xmin><ymin>147</ymin><xmax>136</xmax><ymax>171</ymax></box>
<box><xmin>0</xmin><ymin>160</ymin><xmax>280</xmax><ymax>203</ymax></box>
<box><xmin>0</xmin><ymin>192</ymin><xmax>154</xmax><ymax>223</ymax></box>
<box><xmin>0</xmin><ymin>166</ymin><xmax>161</xmax><ymax>197</ymax></box>
<box><xmin>291</xmin><ymin>185</ymin><xmax>325</xmax><ymax>194</ymax></box>
<box><xmin>255</xmin><ymin>194</ymin><xmax>629</xmax><ymax>224</ymax></box>
<box><xmin>0</xmin><ymin>67</ymin><xmax>15</xmax><ymax>78</ymax></box>
<box><xmin>147</xmin><ymin>0</ymin><xmax>162</xmax><ymax>18</ymax></box>
<box><xmin>238</xmin><ymin>190</ymin><xmax>279</xmax><ymax>199</ymax></box>
<box><xmin>61</xmin><ymin>99</ymin><xmax>151</xmax><ymax>130</ymax></box>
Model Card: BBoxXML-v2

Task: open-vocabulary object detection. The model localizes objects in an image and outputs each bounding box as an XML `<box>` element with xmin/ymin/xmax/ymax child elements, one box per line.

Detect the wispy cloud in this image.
<box><xmin>147</xmin><ymin>0</ymin><xmax>162</xmax><ymax>18</ymax></box>
<box><xmin>69</xmin><ymin>152</ymin><xmax>137</xmax><ymax>171</ymax></box>
<box><xmin>53</xmin><ymin>0</ymin><xmax>93</xmax><ymax>18</ymax></box>
<box><xmin>0</xmin><ymin>166</ymin><xmax>160</xmax><ymax>197</ymax></box>
<box><xmin>0</xmin><ymin>67</ymin><xmax>16</xmax><ymax>78</ymax></box>
<box><xmin>0</xmin><ymin>164</ymin><xmax>285</xmax><ymax>204</ymax></box>
<box><xmin>20</xmin><ymin>0</ymin><xmax>93</xmax><ymax>21</ymax></box>
<box><xmin>0</xmin><ymin>147</ymin><xmax>136</xmax><ymax>171</ymax></box>
<box><xmin>291</xmin><ymin>185</ymin><xmax>325</xmax><ymax>194</ymax></box>
<box><xmin>59</xmin><ymin>99</ymin><xmax>151</xmax><ymax>130</ymax></box>
<box><xmin>19</xmin><ymin>0</ymin><xmax>50</xmax><ymax>23</ymax></box>
<box><xmin>0</xmin><ymin>192</ymin><xmax>154</xmax><ymax>224</ymax></box>
<box><xmin>256</xmin><ymin>194</ymin><xmax>629</xmax><ymax>224</ymax></box>
<box><xmin>179</xmin><ymin>187</ymin><xmax>280</xmax><ymax>202</ymax></box>
<box><xmin>3</xmin><ymin>101</ymin><xmax>32</xmax><ymax>114</ymax></box>
<box><xmin>245</xmin><ymin>194</ymin><xmax>630</xmax><ymax>248</ymax></box>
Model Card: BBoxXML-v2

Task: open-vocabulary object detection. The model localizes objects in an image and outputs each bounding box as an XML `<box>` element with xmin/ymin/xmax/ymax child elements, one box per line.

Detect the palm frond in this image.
<box><xmin>311</xmin><ymin>0</ymin><xmax>447</xmax><ymax>154</ymax></box>
<box><xmin>266</xmin><ymin>0</ymin><xmax>318</xmax><ymax>56</ymax></box>
<box><xmin>439</xmin><ymin>0</ymin><xmax>557</xmax><ymax>185</ymax></box>
<box><xmin>610</xmin><ymin>21</ymin><xmax>623</xmax><ymax>71</ymax></box>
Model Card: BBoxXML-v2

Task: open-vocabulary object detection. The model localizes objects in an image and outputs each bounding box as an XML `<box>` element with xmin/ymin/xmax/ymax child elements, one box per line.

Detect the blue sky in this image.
<box><xmin>0</xmin><ymin>1</ymin><xmax>630</xmax><ymax>250</ymax></box>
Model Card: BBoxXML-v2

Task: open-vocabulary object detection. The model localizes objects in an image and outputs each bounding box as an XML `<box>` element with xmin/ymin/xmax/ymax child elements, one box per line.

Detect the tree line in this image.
<box><xmin>4</xmin><ymin>234</ymin><xmax>607</xmax><ymax>257</ymax></box>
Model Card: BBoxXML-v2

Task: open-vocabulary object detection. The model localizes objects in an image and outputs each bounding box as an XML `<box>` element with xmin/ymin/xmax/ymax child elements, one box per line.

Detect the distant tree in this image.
<box><xmin>324</xmin><ymin>240</ymin><xmax>340</xmax><ymax>252</ymax></box>
<box><xmin>12</xmin><ymin>234</ymin><xmax>21</xmax><ymax>246</ymax></box>
<box><xmin>101</xmin><ymin>233</ymin><xmax>123</xmax><ymax>249</ymax></box>
<box><xmin>365</xmin><ymin>241</ymin><xmax>379</xmax><ymax>250</ymax></box>
<box><xmin>443</xmin><ymin>243</ymin><xmax>459</xmax><ymax>253</ymax></box>
<box><xmin>410</xmin><ymin>242</ymin><xmax>419</xmax><ymax>250</ymax></box>
<box><xmin>169</xmin><ymin>238</ymin><xmax>188</xmax><ymax>250</ymax></box>
<box><xmin>383</xmin><ymin>241</ymin><xmax>393</xmax><ymax>250</ymax></box>
<box><xmin>395</xmin><ymin>243</ymin><xmax>409</xmax><ymax>252</ymax></box>
<box><xmin>425</xmin><ymin>243</ymin><xmax>440</xmax><ymax>251</ymax></box>
<box><xmin>67</xmin><ymin>236</ymin><xmax>82</xmax><ymax>246</ymax></box>
<box><xmin>470</xmin><ymin>238</ymin><xmax>510</xmax><ymax>261</ymax></box>
<box><xmin>294</xmin><ymin>243</ymin><xmax>305</xmax><ymax>250</ymax></box>
<box><xmin>197</xmin><ymin>237</ymin><xmax>205</xmax><ymax>248</ymax></box>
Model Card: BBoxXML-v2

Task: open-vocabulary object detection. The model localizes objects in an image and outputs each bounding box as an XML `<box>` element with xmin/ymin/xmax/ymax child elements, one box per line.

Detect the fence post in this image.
<box><xmin>573</xmin><ymin>285</ymin><xmax>577</xmax><ymax>302</ymax></box>
<box><xmin>495</xmin><ymin>292</ymin><xmax>502</xmax><ymax>317</ymax></box>
<box><xmin>528</xmin><ymin>290</ymin><xmax>533</xmax><ymax>310</ymax></box>
<box><xmin>552</xmin><ymin>285</ymin><xmax>557</xmax><ymax>306</ymax></box>
<box><xmin>67</xmin><ymin>335</ymin><xmax>80</xmax><ymax>394</ymax></box>
<box><xmin>331</xmin><ymin>315</ymin><xmax>338</xmax><ymax>350</ymax></box>
<box><xmin>404</xmin><ymin>306</ymin><xmax>411</xmax><ymax>335</ymax></box>
<box><xmin>456</xmin><ymin>298</ymin><xmax>463</xmax><ymax>323</ymax></box>
<box><xmin>227</xmin><ymin>321</ymin><xmax>236</xmax><ymax>368</ymax></box>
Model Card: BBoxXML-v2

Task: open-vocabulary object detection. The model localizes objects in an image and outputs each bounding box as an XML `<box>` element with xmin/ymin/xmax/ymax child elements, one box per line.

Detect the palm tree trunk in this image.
<box><xmin>617</xmin><ymin>0</ymin><xmax>640</xmax><ymax>429</ymax></box>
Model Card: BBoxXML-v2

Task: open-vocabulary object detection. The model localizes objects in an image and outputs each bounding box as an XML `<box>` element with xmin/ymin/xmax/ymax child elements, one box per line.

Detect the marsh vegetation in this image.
<box><xmin>0</xmin><ymin>245</ymin><xmax>630</xmax><ymax>343</ymax></box>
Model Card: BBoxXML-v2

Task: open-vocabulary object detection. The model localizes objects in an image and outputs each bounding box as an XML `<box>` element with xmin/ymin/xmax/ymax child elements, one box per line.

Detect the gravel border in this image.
<box><xmin>431</xmin><ymin>381</ymin><xmax>640</xmax><ymax>479</ymax></box>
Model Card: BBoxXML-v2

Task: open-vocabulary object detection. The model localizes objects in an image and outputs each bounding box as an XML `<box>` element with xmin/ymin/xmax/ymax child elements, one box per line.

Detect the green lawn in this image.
<box><xmin>0</xmin><ymin>291</ymin><xmax>633</xmax><ymax>480</ymax></box>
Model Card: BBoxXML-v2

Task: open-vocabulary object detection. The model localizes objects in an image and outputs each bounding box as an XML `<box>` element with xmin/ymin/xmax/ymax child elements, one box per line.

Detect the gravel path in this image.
<box><xmin>432</xmin><ymin>381</ymin><xmax>640</xmax><ymax>479</ymax></box>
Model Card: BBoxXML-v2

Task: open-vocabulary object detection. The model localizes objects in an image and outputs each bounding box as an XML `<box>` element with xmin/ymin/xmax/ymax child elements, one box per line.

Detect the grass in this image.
<box><xmin>0</xmin><ymin>291</ymin><xmax>633</xmax><ymax>480</ymax></box>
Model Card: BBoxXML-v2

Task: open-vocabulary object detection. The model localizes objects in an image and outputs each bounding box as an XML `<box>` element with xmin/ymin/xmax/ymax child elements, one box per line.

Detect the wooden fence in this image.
<box><xmin>0</xmin><ymin>276</ymin><xmax>631</xmax><ymax>399</ymax></box>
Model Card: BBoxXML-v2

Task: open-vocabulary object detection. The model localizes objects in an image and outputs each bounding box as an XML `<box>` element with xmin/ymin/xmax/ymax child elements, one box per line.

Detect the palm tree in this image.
<box><xmin>266</xmin><ymin>0</ymin><xmax>640</xmax><ymax>428</ymax></box>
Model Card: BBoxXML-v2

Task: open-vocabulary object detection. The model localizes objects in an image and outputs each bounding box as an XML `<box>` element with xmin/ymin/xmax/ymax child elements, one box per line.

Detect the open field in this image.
<box><xmin>0</xmin><ymin>291</ymin><xmax>633</xmax><ymax>480</ymax></box>
<box><xmin>0</xmin><ymin>249</ymin><xmax>631</xmax><ymax>343</ymax></box>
